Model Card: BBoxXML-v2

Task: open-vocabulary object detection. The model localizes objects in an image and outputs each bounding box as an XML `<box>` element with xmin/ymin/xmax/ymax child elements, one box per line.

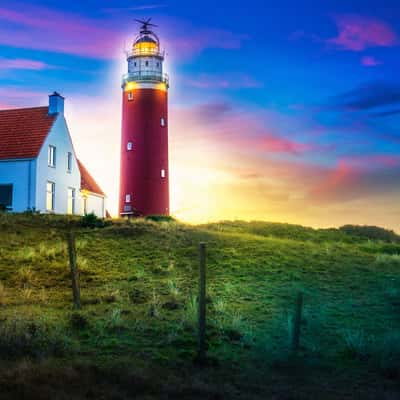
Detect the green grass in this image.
<box><xmin>0</xmin><ymin>213</ymin><xmax>399</xmax><ymax>398</ymax></box>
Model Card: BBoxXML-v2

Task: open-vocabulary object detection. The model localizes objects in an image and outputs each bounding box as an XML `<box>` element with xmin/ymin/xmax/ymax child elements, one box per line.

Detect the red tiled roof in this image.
<box><xmin>0</xmin><ymin>107</ymin><xmax>56</xmax><ymax>160</ymax></box>
<box><xmin>77</xmin><ymin>159</ymin><xmax>105</xmax><ymax>196</ymax></box>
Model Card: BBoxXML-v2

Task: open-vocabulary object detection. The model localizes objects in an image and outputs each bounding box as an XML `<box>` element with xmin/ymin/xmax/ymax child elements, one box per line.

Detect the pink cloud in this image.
<box><xmin>0</xmin><ymin>5</ymin><xmax>247</xmax><ymax>61</ymax></box>
<box><xmin>0</xmin><ymin>5</ymin><xmax>122</xmax><ymax>59</ymax></box>
<box><xmin>0</xmin><ymin>58</ymin><xmax>49</xmax><ymax>70</ymax></box>
<box><xmin>257</xmin><ymin>135</ymin><xmax>313</xmax><ymax>154</ymax></box>
<box><xmin>309</xmin><ymin>154</ymin><xmax>400</xmax><ymax>201</ymax></box>
<box><xmin>328</xmin><ymin>14</ymin><xmax>397</xmax><ymax>51</ymax></box>
<box><xmin>311</xmin><ymin>160</ymin><xmax>360</xmax><ymax>199</ymax></box>
<box><xmin>171</xmin><ymin>102</ymin><xmax>322</xmax><ymax>156</ymax></box>
<box><xmin>361</xmin><ymin>56</ymin><xmax>382</xmax><ymax>66</ymax></box>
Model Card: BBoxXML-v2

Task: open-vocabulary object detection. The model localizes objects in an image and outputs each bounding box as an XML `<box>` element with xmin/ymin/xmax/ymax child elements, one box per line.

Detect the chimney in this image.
<box><xmin>48</xmin><ymin>91</ymin><xmax>65</xmax><ymax>115</ymax></box>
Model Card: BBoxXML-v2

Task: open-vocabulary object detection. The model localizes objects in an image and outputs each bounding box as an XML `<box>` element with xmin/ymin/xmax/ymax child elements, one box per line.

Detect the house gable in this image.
<box><xmin>35</xmin><ymin>114</ymin><xmax>81</xmax><ymax>214</ymax></box>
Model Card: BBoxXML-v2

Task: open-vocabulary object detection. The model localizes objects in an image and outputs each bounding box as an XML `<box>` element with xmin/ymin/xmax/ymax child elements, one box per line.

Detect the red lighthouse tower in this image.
<box><xmin>119</xmin><ymin>19</ymin><xmax>169</xmax><ymax>217</ymax></box>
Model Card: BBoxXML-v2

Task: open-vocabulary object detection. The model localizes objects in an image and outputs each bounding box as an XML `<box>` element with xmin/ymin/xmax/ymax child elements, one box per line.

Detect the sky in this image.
<box><xmin>0</xmin><ymin>0</ymin><xmax>399</xmax><ymax>231</ymax></box>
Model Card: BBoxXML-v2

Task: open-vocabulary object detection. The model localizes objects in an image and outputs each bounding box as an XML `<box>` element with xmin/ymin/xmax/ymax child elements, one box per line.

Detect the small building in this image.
<box><xmin>0</xmin><ymin>92</ymin><xmax>106</xmax><ymax>217</ymax></box>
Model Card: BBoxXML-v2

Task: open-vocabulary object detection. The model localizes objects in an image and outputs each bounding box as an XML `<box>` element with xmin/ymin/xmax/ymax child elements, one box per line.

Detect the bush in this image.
<box><xmin>339</xmin><ymin>225</ymin><xmax>400</xmax><ymax>243</ymax></box>
<box><xmin>0</xmin><ymin>316</ymin><xmax>76</xmax><ymax>359</ymax></box>
<box><xmin>145</xmin><ymin>215</ymin><xmax>175</xmax><ymax>223</ymax></box>
<box><xmin>80</xmin><ymin>212</ymin><xmax>108</xmax><ymax>228</ymax></box>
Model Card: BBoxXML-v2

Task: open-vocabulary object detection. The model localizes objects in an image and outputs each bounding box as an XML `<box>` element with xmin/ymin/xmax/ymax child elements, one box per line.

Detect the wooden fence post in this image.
<box><xmin>67</xmin><ymin>231</ymin><xmax>81</xmax><ymax>309</ymax></box>
<box><xmin>197</xmin><ymin>242</ymin><xmax>207</xmax><ymax>364</ymax></box>
<box><xmin>291</xmin><ymin>291</ymin><xmax>303</xmax><ymax>355</ymax></box>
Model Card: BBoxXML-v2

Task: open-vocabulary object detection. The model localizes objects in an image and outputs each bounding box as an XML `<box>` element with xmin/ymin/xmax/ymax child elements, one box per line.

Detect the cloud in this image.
<box><xmin>310</xmin><ymin>155</ymin><xmax>400</xmax><ymax>201</ymax></box>
<box><xmin>327</xmin><ymin>14</ymin><xmax>397</xmax><ymax>51</ymax></box>
<box><xmin>0</xmin><ymin>58</ymin><xmax>50</xmax><ymax>70</ymax></box>
<box><xmin>329</xmin><ymin>81</ymin><xmax>400</xmax><ymax>111</ymax></box>
<box><xmin>102</xmin><ymin>4</ymin><xmax>167</xmax><ymax>13</ymax></box>
<box><xmin>162</xmin><ymin>19</ymin><xmax>248</xmax><ymax>59</ymax></box>
<box><xmin>0</xmin><ymin>4</ymin><xmax>247</xmax><ymax>61</ymax></box>
<box><xmin>0</xmin><ymin>86</ymin><xmax>47</xmax><ymax>108</ymax></box>
<box><xmin>181</xmin><ymin>73</ymin><xmax>263</xmax><ymax>89</ymax></box>
<box><xmin>361</xmin><ymin>56</ymin><xmax>382</xmax><ymax>67</ymax></box>
<box><xmin>0</xmin><ymin>5</ymin><xmax>123</xmax><ymax>59</ymax></box>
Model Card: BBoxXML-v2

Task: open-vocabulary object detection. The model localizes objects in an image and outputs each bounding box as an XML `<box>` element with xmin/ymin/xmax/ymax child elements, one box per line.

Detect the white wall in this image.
<box><xmin>83</xmin><ymin>192</ymin><xmax>106</xmax><ymax>218</ymax></box>
<box><xmin>35</xmin><ymin>115</ymin><xmax>82</xmax><ymax>215</ymax></box>
<box><xmin>0</xmin><ymin>159</ymin><xmax>36</xmax><ymax>211</ymax></box>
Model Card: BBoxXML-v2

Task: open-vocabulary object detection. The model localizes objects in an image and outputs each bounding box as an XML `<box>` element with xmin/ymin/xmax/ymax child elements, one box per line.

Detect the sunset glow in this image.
<box><xmin>0</xmin><ymin>1</ymin><xmax>399</xmax><ymax>230</ymax></box>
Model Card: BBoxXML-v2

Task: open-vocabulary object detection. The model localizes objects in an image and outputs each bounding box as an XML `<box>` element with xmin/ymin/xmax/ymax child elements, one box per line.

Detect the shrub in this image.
<box><xmin>339</xmin><ymin>225</ymin><xmax>400</xmax><ymax>243</ymax></box>
<box><xmin>0</xmin><ymin>316</ymin><xmax>76</xmax><ymax>359</ymax></box>
<box><xmin>80</xmin><ymin>212</ymin><xmax>108</xmax><ymax>228</ymax></box>
<box><xmin>145</xmin><ymin>215</ymin><xmax>175</xmax><ymax>223</ymax></box>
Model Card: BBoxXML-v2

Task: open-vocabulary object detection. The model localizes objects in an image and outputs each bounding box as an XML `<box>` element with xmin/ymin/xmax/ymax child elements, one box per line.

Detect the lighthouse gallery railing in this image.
<box><xmin>122</xmin><ymin>71</ymin><xmax>169</xmax><ymax>86</ymax></box>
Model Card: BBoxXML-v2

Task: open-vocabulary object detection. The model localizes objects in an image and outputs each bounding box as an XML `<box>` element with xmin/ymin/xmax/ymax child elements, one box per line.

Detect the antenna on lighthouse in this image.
<box><xmin>134</xmin><ymin>18</ymin><xmax>158</xmax><ymax>33</ymax></box>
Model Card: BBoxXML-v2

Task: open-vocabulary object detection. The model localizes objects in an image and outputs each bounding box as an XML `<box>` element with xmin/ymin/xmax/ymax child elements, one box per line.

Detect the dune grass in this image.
<box><xmin>0</xmin><ymin>213</ymin><xmax>399</xmax><ymax>398</ymax></box>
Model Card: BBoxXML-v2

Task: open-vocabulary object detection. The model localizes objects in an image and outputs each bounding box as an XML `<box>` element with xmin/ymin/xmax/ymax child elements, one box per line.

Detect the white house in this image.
<box><xmin>0</xmin><ymin>92</ymin><xmax>106</xmax><ymax>217</ymax></box>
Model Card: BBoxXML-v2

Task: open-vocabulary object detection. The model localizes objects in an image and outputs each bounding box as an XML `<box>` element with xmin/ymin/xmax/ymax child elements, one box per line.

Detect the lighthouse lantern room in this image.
<box><xmin>119</xmin><ymin>19</ymin><xmax>170</xmax><ymax>217</ymax></box>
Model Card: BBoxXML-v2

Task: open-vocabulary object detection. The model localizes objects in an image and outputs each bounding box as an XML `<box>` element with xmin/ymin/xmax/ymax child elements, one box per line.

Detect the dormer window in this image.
<box><xmin>48</xmin><ymin>145</ymin><xmax>56</xmax><ymax>167</ymax></box>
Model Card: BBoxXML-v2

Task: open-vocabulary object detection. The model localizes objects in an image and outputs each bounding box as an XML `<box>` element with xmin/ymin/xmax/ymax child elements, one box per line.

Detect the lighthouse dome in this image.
<box><xmin>134</xmin><ymin>35</ymin><xmax>158</xmax><ymax>45</ymax></box>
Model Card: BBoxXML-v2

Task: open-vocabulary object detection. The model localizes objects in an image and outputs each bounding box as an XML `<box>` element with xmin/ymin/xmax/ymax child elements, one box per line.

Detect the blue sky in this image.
<box><xmin>0</xmin><ymin>0</ymin><xmax>399</xmax><ymax>229</ymax></box>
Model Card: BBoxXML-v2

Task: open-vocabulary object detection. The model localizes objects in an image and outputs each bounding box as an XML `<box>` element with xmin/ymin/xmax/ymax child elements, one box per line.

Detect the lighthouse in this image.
<box><xmin>119</xmin><ymin>19</ymin><xmax>169</xmax><ymax>217</ymax></box>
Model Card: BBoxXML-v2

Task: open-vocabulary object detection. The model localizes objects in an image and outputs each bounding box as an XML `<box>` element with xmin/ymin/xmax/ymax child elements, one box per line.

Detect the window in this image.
<box><xmin>156</xmin><ymin>62</ymin><xmax>160</xmax><ymax>67</ymax></box>
<box><xmin>145</xmin><ymin>61</ymin><xmax>149</xmax><ymax>67</ymax></box>
<box><xmin>67</xmin><ymin>188</ymin><xmax>76</xmax><ymax>215</ymax></box>
<box><xmin>0</xmin><ymin>184</ymin><xmax>13</xmax><ymax>209</ymax></box>
<box><xmin>46</xmin><ymin>181</ymin><xmax>55</xmax><ymax>211</ymax></box>
<box><xmin>127</xmin><ymin>142</ymin><xmax>133</xmax><ymax>151</ymax></box>
<box><xmin>125</xmin><ymin>194</ymin><xmax>131</xmax><ymax>203</ymax></box>
<box><xmin>160</xmin><ymin>117</ymin><xmax>166</xmax><ymax>127</ymax></box>
<box><xmin>48</xmin><ymin>145</ymin><xmax>56</xmax><ymax>167</ymax></box>
<box><xmin>128</xmin><ymin>92</ymin><xmax>134</xmax><ymax>101</ymax></box>
<box><xmin>134</xmin><ymin>62</ymin><xmax>137</xmax><ymax>67</ymax></box>
<box><xmin>67</xmin><ymin>152</ymin><xmax>72</xmax><ymax>172</ymax></box>
<box><xmin>161</xmin><ymin>169</ymin><xmax>166</xmax><ymax>178</ymax></box>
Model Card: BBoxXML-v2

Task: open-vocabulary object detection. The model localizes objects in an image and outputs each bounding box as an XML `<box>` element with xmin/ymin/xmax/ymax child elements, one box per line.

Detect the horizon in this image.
<box><xmin>0</xmin><ymin>1</ymin><xmax>399</xmax><ymax>231</ymax></box>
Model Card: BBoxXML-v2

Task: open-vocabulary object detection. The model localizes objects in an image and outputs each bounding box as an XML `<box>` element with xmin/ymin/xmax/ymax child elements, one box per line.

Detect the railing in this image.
<box><xmin>122</xmin><ymin>71</ymin><xmax>169</xmax><ymax>86</ymax></box>
<box><xmin>126</xmin><ymin>48</ymin><xmax>165</xmax><ymax>58</ymax></box>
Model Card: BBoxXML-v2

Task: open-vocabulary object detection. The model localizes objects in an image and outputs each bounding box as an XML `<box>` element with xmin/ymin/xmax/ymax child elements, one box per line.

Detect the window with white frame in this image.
<box><xmin>161</xmin><ymin>169</ymin><xmax>166</xmax><ymax>178</ymax></box>
<box><xmin>67</xmin><ymin>152</ymin><xmax>72</xmax><ymax>172</ymax></box>
<box><xmin>128</xmin><ymin>92</ymin><xmax>134</xmax><ymax>101</ymax></box>
<box><xmin>160</xmin><ymin>117</ymin><xmax>166</xmax><ymax>127</ymax></box>
<box><xmin>125</xmin><ymin>194</ymin><xmax>131</xmax><ymax>203</ymax></box>
<box><xmin>48</xmin><ymin>145</ymin><xmax>56</xmax><ymax>167</ymax></box>
<box><xmin>67</xmin><ymin>188</ymin><xmax>76</xmax><ymax>215</ymax></box>
<box><xmin>127</xmin><ymin>142</ymin><xmax>133</xmax><ymax>151</ymax></box>
<box><xmin>46</xmin><ymin>181</ymin><xmax>55</xmax><ymax>211</ymax></box>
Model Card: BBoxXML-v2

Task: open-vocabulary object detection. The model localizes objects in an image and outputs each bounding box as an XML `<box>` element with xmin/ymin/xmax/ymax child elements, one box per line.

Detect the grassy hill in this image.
<box><xmin>0</xmin><ymin>213</ymin><xmax>399</xmax><ymax>399</ymax></box>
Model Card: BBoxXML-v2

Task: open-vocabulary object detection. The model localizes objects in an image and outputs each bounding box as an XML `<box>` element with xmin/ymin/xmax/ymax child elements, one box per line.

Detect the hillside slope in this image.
<box><xmin>0</xmin><ymin>214</ymin><xmax>399</xmax><ymax>399</ymax></box>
